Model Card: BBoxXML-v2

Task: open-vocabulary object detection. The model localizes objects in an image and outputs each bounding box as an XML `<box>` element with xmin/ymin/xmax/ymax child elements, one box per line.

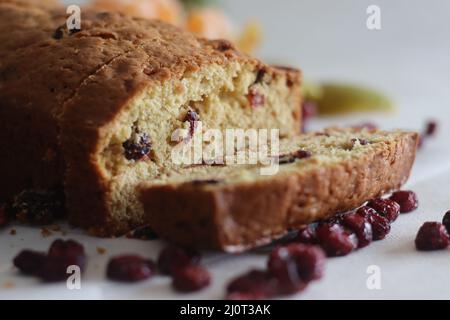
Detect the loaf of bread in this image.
<box><xmin>0</xmin><ymin>1</ymin><xmax>302</xmax><ymax>235</ymax></box>
<box><xmin>139</xmin><ymin>128</ymin><xmax>419</xmax><ymax>251</ymax></box>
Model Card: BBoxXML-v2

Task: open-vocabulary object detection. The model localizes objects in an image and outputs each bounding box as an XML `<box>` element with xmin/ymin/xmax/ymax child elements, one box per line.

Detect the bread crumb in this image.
<box><xmin>96</xmin><ymin>247</ymin><xmax>106</xmax><ymax>255</ymax></box>
<box><xmin>3</xmin><ymin>282</ymin><xmax>15</xmax><ymax>289</ymax></box>
<box><xmin>41</xmin><ymin>228</ymin><xmax>52</xmax><ymax>238</ymax></box>
<box><xmin>9</xmin><ymin>228</ymin><xmax>16</xmax><ymax>235</ymax></box>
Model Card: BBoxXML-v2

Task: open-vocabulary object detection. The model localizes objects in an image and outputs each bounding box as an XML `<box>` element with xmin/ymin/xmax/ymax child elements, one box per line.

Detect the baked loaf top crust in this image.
<box><xmin>139</xmin><ymin>128</ymin><xmax>419</xmax><ymax>251</ymax></box>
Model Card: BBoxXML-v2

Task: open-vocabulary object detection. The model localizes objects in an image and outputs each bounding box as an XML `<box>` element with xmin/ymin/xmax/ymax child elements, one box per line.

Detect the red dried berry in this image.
<box><xmin>389</xmin><ymin>191</ymin><xmax>418</xmax><ymax>213</ymax></box>
<box><xmin>269</xmin><ymin>244</ymin><xmax>325</xmax><ymax>285</ymax></box>
<box><xmin>123</xmin><ymin>128</ymin><xmax>152</xmax><ymax>161</ymax></box>
<box><xmin>227</xmin><ymin>270</ymin><xmax>278</xmax><ymax>299</ymax></box>
<box><xmin>316</xmin><ymin>223</ymin><xmax>357</xmax><ymax>257</ymax></box>
<box><xmin>40</xmin><ymin>254</ymin><xmax>87</xmax><ymax>282</ymax></box>
<box><xmin>172</xmin><ymin>265</ymin><xmax>211</xmax><ymax>293</ymax></box>
<box><xmin>48</xmin><ymin>239</ymin><xmax>85</xmax><ymax>258</ymax></box>
<box><xmin>415</xmin><ymin>222</ymin><xmax>449</xmax><ymax>251</ymax></box>
<box><xmin>296</xmin><ymin>225</ymin><xmax>317</xmax><ymax>244</ymax></box>
<box><xmin>247</xmin><ymin>87</ymin><xmax>265</xmax><ymax>108</ymax></box>
<box><xmin>367</xmin><ymin>199</ymin><xmax>400</xmax><ymax>222</ymax></box>
<box><xmin>107</xmin><ymin>255</ymin><xmax>155</xmax><ymax>282</ymax></box>
<box><xmin>425</xmin><ymin>120</ymin><xmax>438</xmax><ymax>137</ymax></box>
<box><xmin>13</xmin><ymin>250</ymin><xmax>46</xmax><ymax>276</ymax></box>
<box><xmin>442</xmin><ymin>211</ymin><xmax>450</xmax><ymax>234</ymax></box>
<box><xmin>342</xmin><ymin>213</ymin><xmax>373</xmax><ymax>248</ymax></box>
<box><xmin>267</xmin><ymin>247</ymin><xmax>306</xmax><ymax>295</ymax></box>
<box><xmin>158</xmin><ymin>246</ymin><xmax>200</xmax><ymax>275</ymax></box>
<box><xmin>184</xmin><ymin>110</ymin><xmax>200</xmax><ymax>138</ymax></box>
<box><xmin>357</xmin><ymin>206</ymin><xmax>391</xmax><ymax>240</ymax></box>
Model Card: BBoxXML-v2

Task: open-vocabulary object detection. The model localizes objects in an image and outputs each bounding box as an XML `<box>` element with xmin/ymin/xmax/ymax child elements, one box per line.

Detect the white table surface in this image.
<box><xmin>1</xmin><ymin>0</ymin><xmax>450</xmax><ymax>299</ymax></box>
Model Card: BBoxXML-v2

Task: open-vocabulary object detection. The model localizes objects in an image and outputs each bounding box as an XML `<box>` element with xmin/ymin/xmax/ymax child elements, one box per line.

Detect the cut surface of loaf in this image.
<box><xmin>0</xmin><ymin>2</ymin><xmax>301</xmax><ymax>235</ymax></box>
<box><xmin>139</xmin><ymin>128</ymin><xmax>419</xmax><ymax>252</ymax></box>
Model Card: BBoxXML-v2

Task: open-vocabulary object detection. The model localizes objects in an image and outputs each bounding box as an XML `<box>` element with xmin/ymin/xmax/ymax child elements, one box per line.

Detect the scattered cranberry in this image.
<box><xmin>267</xmin><ymin>247</ymin><xmax>306</xmax><ymax>294</ymax></box>
<box><xmin>425</xmin><ymin>120</ymin><xmax>438</xmax><ymax>137</ymax></box>
<box><xmin>357</xmin><ymin>206</ymin><xmax>391</xmax><ymax>240</ymax></box>
<box><xmin>11</xmin><ymin>189</ymin><xmax>65</xmax><ymax>225</ymax></box>
<box><xmin>123</xmin><ymin>128</ymin><xmax>152</xmax><ymax>161</ymax></box>
<box><xmin>172</xmin><ymin>265</ymin><xmax>211</xmax><ymax>293</ymax></box>
<box><xmin>13</xmin><ymin>250</ymin><xmax>46</xmax><ymax>276</ymax></box>
<box><xmin>316</xmin><ymin>223</ymin><xmax>357</xmax><ymax>257</ymax></box>
<box><xmin>48</xmin><ymin>239</ymin><xmax>85</xmax><ymax>258</ymax></box>
<box><xmin>269</xmin><ymin>244</ymin><xmax>325</xmax><ymax>284</ymax></box>
<box><xmin>107</xmin><ymin>255</ymin><xmax>156</xmax><ymax>282</ymax></box>
<box><xmin>13</xmin><ymin>239</ymin><xmax>86</xmax><ymax>282</ymax></box>
<box><xmin>390</xmin><ymin>191</ymin><xmax>418</xmax><ymax>213</ymax></box>
<box><xmin>367</xmin><ymin>199</ymin><xmax>400</xmax><ymax>222</ymax></box>
<box><xmin>39</xmin><ymin>239</ymin><xmax>87</xmax><ymax>282</ymax></box>
<box><xmin>278</xmin><ymin>150</ymin><xmax>312</xmax><ymax>165</ymax></box>
<box><xmin>227</xmin><ymin>270</ymin><xmax>278</xmax><ymax>299</ymax></box>
<box><xmin>442</xmin><ymin>211</ymin><xmax>450</xmax><ymax>234</ymax></box>
<box><xmin>158</xmin><ymin>246</ymin><xmax>200</xmax><ymax>275</ymax></box>
<box><xmin>415</xmin><ymin>222</ymin><xmax>449</xmax><ymax>251</ymax></box>
<box><xmin>342</xmin><ymin>213</ymin><xmax>373</xmax><ymax>248</ymax></box>
<box><xmin>247</xmin><ymin>87</ymin><xmax>265</xmax><ymax>108</ymax></box>
<box><xmin>351</xmin><ymin>138</ymin><xmax>370</xmax><ymax>146</ymax></box>
<box><xmin>296</xmin><ymin>225</ymin><xmax>317</xmax><ymax>244</ymax></box>
<box><xmin>40</xmin><ymin>254</ymin><xmax>87</xmax><ymax>282</ymax></box>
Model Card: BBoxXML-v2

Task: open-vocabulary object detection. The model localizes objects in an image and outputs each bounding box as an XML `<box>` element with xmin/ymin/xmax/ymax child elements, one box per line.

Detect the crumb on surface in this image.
<box><xmin>40</xmin><ymin>228</ymin><xmax>52</xmax><ymax>238</ymax></box>
<box><xmin>9</xmin><ymin>228</ymin><xmax>16</xmax><ymax>235</ymax></box>
<box><xmin>3</xmin><ymin>282</ymin><xmax>15</xmax><ymax>289</ymax></box>
<box><xmin>96</xmin><ymin>247</ymin><xmax>107</xmax><ymax>255</ymax></box>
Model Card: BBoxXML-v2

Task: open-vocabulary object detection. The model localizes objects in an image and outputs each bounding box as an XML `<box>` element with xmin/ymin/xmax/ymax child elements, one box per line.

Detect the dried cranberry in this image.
<box><xmin>269</xmin><ymin>244</ymin><xmax>325</xmax><ymax>286</ymax></box>
<box><xmin>247</xmin><ymin>87</ymin><xmax>265</xmax><ymax>108</ymax></box>
<box><xmin>126</xmin><ymin>225</ymin><xmax>159</xmax><ymax>240</ymax></box>
<box><xmin>123</xmin><ymin>128</ymin><xmax>152</xmax><ymax>161</ymax></box>
<box><xmin>302</xmin><ymin>101</ymin><xmax>317</xmax><ymax>120</ymax></box>
<box><xmin>227</xmin><ymin>270</ymin><xmax>278</xmax><ymax>299</ymax></box>
<box><xmin>316</xmin><ymin>223</ymin><xmax>357</xmax><ymax>257</ymax></box>
<box><xmin>107</xmin><ymin>255</ymin><xmax>155</xmax><ymax>282</ymax></box>
<box><xmin>442</xmin><ymin>211</ymin><xmax>450</xmax><ymax>234</ymax></box>
<box><xmin>158</xmin><ymin>246</ymin><xmax>200</xmax><ymax>275</ymax></box>
<box><xmin>184</xmin><ymin>110</ymin><xmax>200</xmax><ymax>138</ymax></box>
<box><xmin>40</xmin><ymin>254</ymin><xmax>87</xmax><ymax>282</ymax></box>
<box><xmin>278</xmin><ymin>150</ymin><xmax>312</xmax><ymax>165</ymax></box>
<box><xmin>13</xmin><ymin>250</ymin><xmax>46</xmax><ymax>276</ymax></box>
<box><xmin>425</xmin><ymin>120</ymin><xmax>438</xmax><ymax>137</ymax></box>
<box><xmin>389</xmin><ymin>191</ymin><xmax>418</xmax><ymax>213</ymax></box>
<box><xmin>267</xmin><ymin>247</ymin><xmax>305</xmax><ymax>294</ymax></box>
<box><xmin>172</xmin><ymin>265</ymin><xmax>211</xmax><ymax>292</ymax></box>
<box><xmin>415</xmin><ymin>222</ymin><xmax>449</xmax><ymax>251</ymax></box>
<box><xmin>342</xmin><ymin>213</ymin><xmax>373</xmax><ymax>248</ymax></box>
<box><xmin>367</xmin><ymin>199</ymin><xmax>400</xmax><ymax>222</ymax></box>
<box><xmin>11</xmin><ymin>189</ymin><xmax>65</xmax><ymax>225</ymax></box>
<box><xmin>351</xmin><ymin>138</ymin><xmax>370</xmax><ymax>146</ymax></box>
<box><xmin>296</xmin><ymin>225</ymin><xmax>317</xmax><ymax>244</ymax></box>
<box><xmin>48</xmin><ymin>239</ymin><xmax>85</xmax><ymax>259</ymax></box>
<box><xmin>357</xmin><ymin>206</ymin><xmax>391</xmax><ymax>240</ymax></box>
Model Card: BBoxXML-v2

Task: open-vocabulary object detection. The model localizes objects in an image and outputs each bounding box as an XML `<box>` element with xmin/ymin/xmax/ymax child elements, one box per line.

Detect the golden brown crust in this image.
<box><xmin>139</xmin><ymin>132</ymin><xmax>419</xmax><ymax>252</ymax></box>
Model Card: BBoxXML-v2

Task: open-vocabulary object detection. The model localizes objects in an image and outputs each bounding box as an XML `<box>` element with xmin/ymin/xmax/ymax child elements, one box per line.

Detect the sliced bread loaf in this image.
<box><xmin>0</xmin><ymin>3</ymin><xmax>301</xmax><ymax>235</ymax></box>
<box><xmin>139</xmin><ymin>128</ymin><xmax>419</xmax><ymax>252</ymax></box>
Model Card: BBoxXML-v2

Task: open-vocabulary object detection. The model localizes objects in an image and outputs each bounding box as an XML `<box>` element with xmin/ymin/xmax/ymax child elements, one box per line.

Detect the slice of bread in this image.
<box><xmin>0</xmin><ymin>3</ymin><xmax>301</xmax><ymax>235</ymax></box>
<box><xmin>139</xmin><ymin>128</ymin><xmax>419</xmax><ymax>252</ymax></box>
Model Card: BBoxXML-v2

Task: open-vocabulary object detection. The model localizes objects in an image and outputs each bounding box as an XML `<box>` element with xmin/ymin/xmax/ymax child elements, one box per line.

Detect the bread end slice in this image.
<box><xmin>139</xmin><ymin>129</ymin><xmax>419</xmax><ymax>252</ymax></box>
